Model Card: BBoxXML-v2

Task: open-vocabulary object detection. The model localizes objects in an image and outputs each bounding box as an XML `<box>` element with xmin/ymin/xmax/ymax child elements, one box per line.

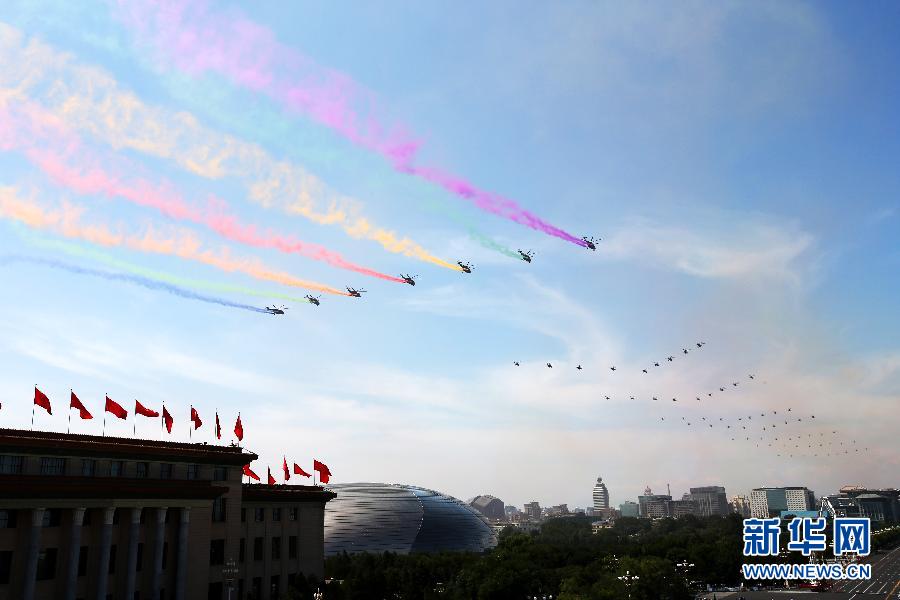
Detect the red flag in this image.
<box><xmin>313</xmin><ymin>459</ymin><xmax>332</xmax><ymax>484</ymax></box>
<box><xmin>34</xmin><ymin>387</ymin><xmax>52</xmax><ymax>415</ymax></box>
<box><xmin>105</xmin><ymin>396</ymin><xmax>127</xmax><ymax>420</ymax></box>
<box><xmin>162</xmin><ymin>405</ymin><xmax>173</xmax><ymax>433</ymax></box>
<box><xmin>190</xmin><ymin>406</ymin><xmax>202</xmax><ymax>429</ymax></box>
<box><xmin>283</xmin><ymin>457</ymin><xmax>290</xmax><ymax>482</ymax></box>
<box><xmin>293</xmin><ymin>463</ymin><xmax>311</xmax><ymax>478</ymax></box>
<box><xmin>267</xmin><ymin>467</ymin><xmax>276</xmax><ymax>486</ymax></box>
<box><xmin>243</xmin><ymin>464</ymin><xmax>260</xmax><ymax>481</ymax></box>
<box><xmin>134</xmin><ymin>400</ymin><xmax>159</xmax><ymax>418</ymax></box>
<box><xmin>234</xmin><ymin>413</ymin><xmax>243</xmax><ymax>441</ymax></box>
<box><xmin>69</xmin><ymin>391</ymin><xmax>92</xmax><ymax>419</ymax></box>
<box><xmin>215</xmin><ymin>412</ymin><xmax>221</xmax><ymax>440</ymax></box>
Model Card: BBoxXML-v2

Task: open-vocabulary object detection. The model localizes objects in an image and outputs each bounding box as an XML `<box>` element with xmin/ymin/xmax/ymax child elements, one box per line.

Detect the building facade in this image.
<box><xmin>618</xmin><ymin>501</ymin><xmax>639</xmax><ymax>518</ymax></box>
<box><xmin>750</xmin><ymin>487</ymin><xmax>815</xmax><ymax>518</ymax></box>
<box><xmin>592</xmin><ymin>477</ymin><xmax>610</xmax><ymax>512</ymax></box>
<box><xmin>0</xmin><ymin>428</ymin><xmax>333</xmax><ymax>600</ymax></box>
<box><xmin>637</xmin><ymin>487</ymin><xmax>671</xmax><ymax>518</ymax></box>
<box><xmin>523</xmin><ymin>502</ymin><xmax>542</xmax><ymax>521</ymax></box>
<box><xmin>731</xmin><ymin>495</ymin><xmax>751</xmax><ymax>518</ymax></box>
<box><xmin>682</xmin><ymin>486</ymin><xmax>730</xmax><ymax>517</ymax></box>
<box><xmin>821</xmin><ymin>487</ymin><xmax>900</xmax><ymax>523</ymax></box>
<box><xmin>469</xmin><ymin>495</ymin><xmax>506</xmax><ymax>522</ymax></box>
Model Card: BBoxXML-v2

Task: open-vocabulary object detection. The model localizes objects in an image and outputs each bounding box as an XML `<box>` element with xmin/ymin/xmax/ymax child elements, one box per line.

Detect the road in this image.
<box><xmin>698</xmin><ymin>544</ymin><xmax>900</xmax><ymax>599</ymax></box>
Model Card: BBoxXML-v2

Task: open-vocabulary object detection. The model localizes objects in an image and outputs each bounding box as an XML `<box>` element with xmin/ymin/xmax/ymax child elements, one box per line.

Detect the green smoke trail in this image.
<box><xmin>22</xmin><ymin>233</ymin><xmax>316</xmax><ymax>305</ymax></box>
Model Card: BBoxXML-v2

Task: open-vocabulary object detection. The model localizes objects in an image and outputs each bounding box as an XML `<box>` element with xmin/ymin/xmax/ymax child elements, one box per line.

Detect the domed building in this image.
<box><xmin>469</xmin><ymin>494</ymin><xmax>506</xmax><ymax>522</ymax></box>
<box><xmin>324</xmin><ymin>483</ymin><xmax>498</xmax><ymax>555</ymax></box>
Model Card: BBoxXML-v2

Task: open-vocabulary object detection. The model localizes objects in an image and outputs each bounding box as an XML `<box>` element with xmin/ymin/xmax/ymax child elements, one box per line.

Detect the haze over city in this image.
<box><xmin>0</xmin><ymin>0</ymin><xmax>898</xmax><ymax>515</ymax></box>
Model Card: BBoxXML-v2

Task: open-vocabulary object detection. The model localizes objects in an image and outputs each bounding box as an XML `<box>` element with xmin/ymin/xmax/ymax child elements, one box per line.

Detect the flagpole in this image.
<box><xmin>189</xmin><ymin>405</ymin><xmax>192</xmax><ymax>441</ymax></box>
<box><xmin>103</xmin><ymin>394</ymin><xmax>106</xmax><ymax>437</ymax></box>
<box><xmin>31</xmin><ymin>385</ymin><xmax>35</xmax><ymax>430</ymax></box>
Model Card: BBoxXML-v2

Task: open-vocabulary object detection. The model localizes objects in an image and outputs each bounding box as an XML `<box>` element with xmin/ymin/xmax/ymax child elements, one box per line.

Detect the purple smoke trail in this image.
<box><xmin>113</xmin><ymin>0</ymin><xmax>588</xmax><ymax>247</ymax></box>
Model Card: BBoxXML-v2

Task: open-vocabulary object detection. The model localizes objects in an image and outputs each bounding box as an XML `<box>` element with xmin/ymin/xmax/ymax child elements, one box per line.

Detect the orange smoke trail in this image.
<box><xmin>0</xmin><ymin>23</ymin><xmax>463</xmax><ymax>272</ymax></box>
<box><xmin>0</xmin><ymin>186</ymin><xmax>351</xmax><ymax>296</ymax></box>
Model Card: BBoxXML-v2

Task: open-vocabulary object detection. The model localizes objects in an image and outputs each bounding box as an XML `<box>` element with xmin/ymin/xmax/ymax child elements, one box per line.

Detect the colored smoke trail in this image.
<box><xmin>0</xmin><ymin>101</ymin><xmax>407</xmax><ymax>283</ymax></box>
<box><xmin>0</xmin><ymin>255</ymin><xmax>269</xmax><ymax>313</ymax></box>
<box><xmin>0</xmin><ymin>186</ymin><xmax>352</xmax><ymax>296</ymax></box>
<box><xmin>21</xmin><ymin>233</ymin><xmax>316</xmax><ymax>305</ymax></box>
<box><xmin>0</xmin><ymin>23</ymin><xmax>462</xmax><ymax>272</ymax></box>
<box><xmin>111</xmin><ymin>1</ymin><xmax>587</xmax><ymax>247</ymax></box>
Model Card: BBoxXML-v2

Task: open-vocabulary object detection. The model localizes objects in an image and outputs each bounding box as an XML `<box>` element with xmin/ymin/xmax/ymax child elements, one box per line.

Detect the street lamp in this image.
<box><xmin>222</xmin><ymin>558</ymin><xmax>239</xmax><ymax>600</ymax></box>
<box><xmin>617</xmin><ymin>570</ymin><xmax>640</xmax><ymax>600</ymax></box>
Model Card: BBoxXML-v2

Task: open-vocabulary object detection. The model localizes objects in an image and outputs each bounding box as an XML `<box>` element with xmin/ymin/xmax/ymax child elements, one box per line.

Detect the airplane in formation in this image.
<box><xmin>518</xmin><ymin>249</ymin><xmax>534</xmax><ymax>263</ymax></box>
<box><xmin>400</xmin><ymin>274</ymin><xmax>417</xmax><ymax>286</ymax></box>
<box><xmin>265</xmin><ymin>305</ymin><xmax>288</xmax><ymax>315</ymax></box>
<box><xmin>457</xmin><ymin>261</ymin><xmax>473</xmax><ymax>273</ymax></box>
<box><xmin>305</xmin><ymin>295</ymin><xmax>321</xmax><ymax>306</ymax></box>
<box><xmin>582</xmin><ymin>236</ymin><xmax>600</xmax><ymax>250</ymax></box>
<box><xmin>347</xmin><ymin>288</ymin><xmax>366</xmax><ymax>298</ymax></box>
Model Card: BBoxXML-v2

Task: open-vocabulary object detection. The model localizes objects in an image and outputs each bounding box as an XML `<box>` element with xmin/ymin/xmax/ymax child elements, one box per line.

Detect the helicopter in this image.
<box><xmin>305</xmin><ymin>295</ymin><xmax>321</xmax><ymax>306</ymax></box>
<box><xmin>265</xmin><ymin>305</ymin><xmax>288</xmax><ymax>315</ymax></box>
<box><xmin>518</xmin><ymin>250</ymin><xmax>534</xmax><ymax>263</ymax></box>
<box><xmin>400</xmin><ymin>274</ymin><xmax>417</xmax><ymax>286</ymax></box>
<box><xmin>582</xmin><ymin>236</ymin><xmax>600</xmax><ymax>250</ymax></box>
<box><xmin>457</xmin><ymin>261</ymin><xmax>473</xmax><ymax>274</ymax></box>
<box><xmin>346</xmin><ymin>287</ymin><xmax>367</xmax><ymax>298</ymax></box>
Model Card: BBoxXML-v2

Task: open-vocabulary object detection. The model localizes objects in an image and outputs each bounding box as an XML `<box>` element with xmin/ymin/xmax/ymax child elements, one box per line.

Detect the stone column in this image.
<box><xmin>63</xmin><ymin>508</ymin><xmax>86</xmax><ymax>600</ymax></box>
<box><xmin>174</xmin><ymin>507</ymin><xmax>190</xmax><ymax>600</ymax></box>
<box><xmin>94</xmin><ymin>507</ymin><xmax>116</xmax><ymax>600</ymax></box>
<box><xmin>150</xmin><ymin>507</ymin><xmax>168</xmax><ymax>600</ymax></box>
<box><xmin>22</xmin><ymin>507</ymin><xmax>45</xmax><ymax>600</ymax></box>
<box><xmin>124</xmin><ymin>507</ymin><xmax>142</xmax><ymax>600</ymax></box>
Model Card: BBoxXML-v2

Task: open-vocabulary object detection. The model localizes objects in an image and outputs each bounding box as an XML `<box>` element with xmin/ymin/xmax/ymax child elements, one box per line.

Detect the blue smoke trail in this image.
<box><xmin>0</xmin><ymin>255</ymin><xmax>270</xmax><ymax>314</ymax></box>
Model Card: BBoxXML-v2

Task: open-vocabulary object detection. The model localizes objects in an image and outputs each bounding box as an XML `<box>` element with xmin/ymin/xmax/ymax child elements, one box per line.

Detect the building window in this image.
<box><xmin>270</xmin><ymin>575</ymin><xmax>279</xmax><ymax>598</ymax></box>
<box><xmin>251</xmin><ymin>578</ymin><xmax>262</xmax><ymax>600</ymax></box>
<box><xmin>239</xmin><ymin>538</ymin><xmax>245</xmax><ymax>562</ymax></box>
<box><xmin>0</xmin><ymin>509</ymin><xmax>16</xmax><ymax>529</ymax></box>
<box><xmin>253</xmin><ymin>537</ymin><xmax>263</xmax><ymax>561</ymax></box>
<box><xmin>209</xmin><ymin>539</ymin><xmax>225</xmax><ymax>566</ymax></box>
<box><xmin>0</xmin><ymin>455</ymin><xmax>24</xmax><ymax>474</ymax></box>
<box><xmin>212</xmin><ymin>498</ymin><xmax>227</xmax><ymax>523</ymax></box>
<box><xmin>289</xmin><ymin>507</ymin><xmax>298</xmax><ymax>521</ymax></box>
<box><xmin>160</xmin><ymin>463</ymin><xmax>173</xmax><ymax>479</ymax></box>
<box><xmin>82</xmin><ymin>509</ymin><xmax>92</xmax><ymax>526</ymax></box>
<box><xmin>162</xmin><ymin>543</ymin><xmax>168</xmax><ymax>569</ymax></box>
<box><xmin>78</xmin><ymin>547</ymin><xmax>88</xmax><ymax>576</ymax></box>
<box><xmin>109</xmin><ymin>544</ymin><xmax>117</xmax><ymax>573</ymax></box>
<box><xmin>272</xmin><ymin>507</ymin><xmax>281</xmax><ymax>522</ymax></box>
<box><xmin>136</xmin><ymin>462</ymin><xmax>149</xmax><ymax>478</ymax></box>
<box><xmin>109</xmin><ymin>460</ymin><xmax>124</xmax><ymax>477</ymax></box>
<box><xmin>36</xmin><ymin>548</ymin><xmax>58</xmax><ymax>580</ymax></box>
<box><xmin>240</xmin><ymin>508</ymin><xmax>246</xmax><ymax>523</ymax></box>
<box><xmin>213</xmin><ymin>466</ymin><xmax>227</xmax><ymax>481</ymax></box>
<box><xmin>0</xmin><ymin>551</ymin><xmax>12</xmax><ymax>584</ymax></box>
<box><xmin>271</xmin><ymin>537</ymin><xmax>280</xmax><ymax>560</ymax></box>
<box><xmin>81</xmin><ymin>459</ymin><xmax>96</xmax><ymax>477</ymax></box>
<box><xmin>42</xmin><ymin>509</ymin><xmax>61</xmax><ymax>528</ymax></box>
<box><xmin>136</xmin><ymin>543</ymin><xmax>143</xmax><ymax>571</ymax></box>
<box><xmin>187</xmin><ymin>464</ymin><xmax>200</xmax><ymax>480</ymax></box>
<box><xmin>288</xmin><ymin>536</ymin><xmax>297</xmax><ymax>559</ymax></box>
<box><xmin>40</xmin><ymin>457</ymin><xmax>66</xmax><ymax>475</ymax></box>
<box><xmin>254</xmin><ymin>508</ymin><xmax>264</xmax><ymax>522</ymax></box>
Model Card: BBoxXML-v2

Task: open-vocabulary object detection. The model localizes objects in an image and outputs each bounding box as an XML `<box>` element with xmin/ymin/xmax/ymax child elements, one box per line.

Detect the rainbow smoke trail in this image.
<box><xmin>0</xmin><ymin>23</ymin><xmax>462</xmax><ymax>271</ymax></box>
<box><xmin>111</xmin><ymin>0</ymin><xmax>588</xmax><ymax>247</ymax></box>
<box><xmin>21</xmin><ymin>232</ymin><xmax>317</xmax><ymax>305</ymax></box>
<box><xmin>0</xmin><ymin>255</ymin><xmax>270</xmax><ymax>313</ymax></box>
<box><xmin>0</xmin><ymin>101</ymin><xmax>407</xmax><ymax>283</ymax></box>
<box><xmin>0</xmin><ymin>186</ymin><xmax>352</xmax><ymax>296</ymax></box>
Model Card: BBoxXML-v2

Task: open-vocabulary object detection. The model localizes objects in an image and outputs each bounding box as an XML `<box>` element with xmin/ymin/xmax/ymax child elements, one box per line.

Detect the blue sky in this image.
<box><xmin>0</xmin><ymin>1</ymin><xmax>897</xmax><ymax>509</ymax></box>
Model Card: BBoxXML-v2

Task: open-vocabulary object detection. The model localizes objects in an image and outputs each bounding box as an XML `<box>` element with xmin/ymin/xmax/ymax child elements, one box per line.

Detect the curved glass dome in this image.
<box><xmin>324</xmin><ymin>483</ymin><xmax>498</xmax><ymax>555</ymax></box>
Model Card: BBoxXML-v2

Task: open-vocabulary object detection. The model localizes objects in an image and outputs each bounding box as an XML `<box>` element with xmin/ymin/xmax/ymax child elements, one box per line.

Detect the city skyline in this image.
<box><xmin>0</xmin><ymin>1</ymin><xmax>898</xmax><ymax>512</ymax></box>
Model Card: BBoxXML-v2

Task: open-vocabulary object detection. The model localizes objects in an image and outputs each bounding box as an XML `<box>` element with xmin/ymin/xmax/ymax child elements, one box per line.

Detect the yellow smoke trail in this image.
<box><xmin>0</xmin><ymin>23</ymin><xmax>462</xmax><ymax>271</ymax></box>
<box><xmin>0</xmin><ymin>186</ymin><xmax>350</xmax><ymax>296</ymax></box>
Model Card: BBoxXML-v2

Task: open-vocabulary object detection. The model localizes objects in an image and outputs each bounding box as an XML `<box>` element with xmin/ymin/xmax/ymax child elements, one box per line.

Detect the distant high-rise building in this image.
<box><xmin>638</xmin><ymin>486</ymin><xmax>672</xmax><ymax>518</ymax></box>
<box><xmin>821</xmin><ymin>487</ymin><xmax>900</xmax><ymax>523</ymax></box>
<box><xmin>523</xmin><ymin>501</ymin><xmax>542</xmax><ymax>520</ymax></box>
<box><xmin>750</xmin><ymin>487</ymin><xmax>815</xmax><ymax>518</ymax></box>
<box><xmin>731</xmin><ymin>495</ymin><xmax>751</xmax><ymax>517</ymax></box>
<box><xmin>619</xmin><ymin>501</ymin><xmax>640</xmax><ymax>517</ymax></box>
<box><xmin>469</xmin><ymin>495</ymin><xmax>506</xmax><ymax>521</ymax></box>
<box><xmin>592</xmin><ymin>477</ymin><xmax>610</xmax><ymax>511</ymax></box>
<box><xmin>505</xmin><ymin>505</ymin><xmax>520</xmax><ymax>517</ymax></box>
<box><xmin>682</xmin><ymin>486</ymin><xmax>729</xmax><ymax>517</ymax></box>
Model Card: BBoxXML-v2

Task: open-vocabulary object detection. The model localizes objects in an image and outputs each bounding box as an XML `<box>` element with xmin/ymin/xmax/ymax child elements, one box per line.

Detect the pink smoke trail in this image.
<box><xmin>112</xmin><ymin>0</ymin><xmax>588</xmax><ymax>247</ymax></box>
<box><xmin>0</xmin><ymin>101</ymin><xmax>407</xmax><ymax>283</ymax></box>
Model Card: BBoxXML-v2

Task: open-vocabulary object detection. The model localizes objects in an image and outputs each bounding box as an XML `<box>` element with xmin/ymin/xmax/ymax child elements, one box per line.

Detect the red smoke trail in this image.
<box><xmin>0</xmin><ymin>101</ymin><xmax>407</xmax><ymax>283</ymax></box>
<box><xmin>113</xmin><ymin>0</ymin><xmax>589</xmax><ymax>247</ymax></box>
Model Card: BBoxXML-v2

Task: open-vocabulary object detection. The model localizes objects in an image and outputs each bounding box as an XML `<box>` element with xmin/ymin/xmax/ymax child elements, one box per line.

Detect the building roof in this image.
<box><xmin>242</xmin><ymin>483</ymin><xmax>336</xmax><ymax>503</ymax></box>
<box><xmin>0</xmin><ymin>428</ymin><xmax>257</xmax><ymax>466</ymax></box>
